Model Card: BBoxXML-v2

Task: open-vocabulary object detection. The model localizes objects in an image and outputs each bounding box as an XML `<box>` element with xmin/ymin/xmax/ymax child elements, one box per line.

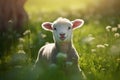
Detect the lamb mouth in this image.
<box><xmin>60</xmin><ymin>37</ymin><xmax>66</xmax><ymax>40</ymax></box>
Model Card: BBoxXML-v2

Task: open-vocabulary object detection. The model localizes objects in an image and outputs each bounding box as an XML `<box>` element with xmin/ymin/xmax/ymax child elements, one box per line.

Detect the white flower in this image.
<box><xmin>19</xmin><ymin>38</ymin><xmax>25</xmax><ymax>43</ymax></box>
<box><xmin>91</xmin><ymin>49</ymin><xmax>96</xmax><ymax>52</ymax></box>
<box><xmin>106</xmin><ymin>26</ymin><xmax>111</xmax><ymax>31</ymax></box>
<box><xmin>112</xmin><ymin>27</ymin><xmax>117</xmax><ymax>32</ymax></box>
<box><xmin>23</xmin><ymin>30</ymin><xmax>31</xmax><ymax>35</ymax></box>
<box><xmin>41</xmin><ymin>33</ymin><xmax>47</xmax><ymax>38</ymax></box>
<box><xmin>96</xmin><ymin>44</ymin><xmax>105</xmax><ymax>48</ymax></box>
<box><xmin>17</xmin><ymin>50</ymin><xmax>26</xmax><ymax>54</ymax></box>
<box><xmin>104</xmin><ymin>44</ymin><xmax>109</xmax><ymax>47</ymax></box>
<box><xmin>82</xmin><ymin>34</ymin><xmax>95</xmax><ymax>44</ymax></box>
<box><xmin>118</xmin><ymin>24</ymin><xmax>120</xmax><ymax>29</ymax></box>
<box><xmin>8</xmin><ymin>20</ymin><xmax>13</xmax><ymax>23</ymax></box>
<box><xmin>114</xmin><ymin>33</ymin><xmax>120</xmax><ymax>38</ymax></box>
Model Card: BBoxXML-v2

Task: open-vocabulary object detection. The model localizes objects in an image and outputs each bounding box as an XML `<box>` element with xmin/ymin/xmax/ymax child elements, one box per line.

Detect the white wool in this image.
<box><xmin>52</xmin><ymin>17</ymin><xmax>73</xmax><ymax>27</ymax></box>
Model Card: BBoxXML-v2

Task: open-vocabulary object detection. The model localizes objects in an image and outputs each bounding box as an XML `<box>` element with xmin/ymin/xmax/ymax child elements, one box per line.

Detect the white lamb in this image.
<box><xmin>35</xmin><ymin>17</ymin><xmax>86</xmax><ymax>80</ymax></box>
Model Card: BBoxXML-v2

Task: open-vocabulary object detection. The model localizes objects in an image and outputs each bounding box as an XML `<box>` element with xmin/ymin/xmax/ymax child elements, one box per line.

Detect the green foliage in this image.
<box><xmin>0</xmin><ymin>0</ymin><xmax>120</xmax><ymax>80</ymax></box>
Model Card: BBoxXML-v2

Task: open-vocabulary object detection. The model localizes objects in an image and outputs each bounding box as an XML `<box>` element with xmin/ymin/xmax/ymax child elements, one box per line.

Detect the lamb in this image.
<box><xmin>35</xmin><ymin>17</ymin><xmax>86</xmax><ymax>80</ymax></box>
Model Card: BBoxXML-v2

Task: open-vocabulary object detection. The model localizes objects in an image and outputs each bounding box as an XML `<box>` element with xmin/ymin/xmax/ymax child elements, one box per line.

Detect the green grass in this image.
<box><xmin>0</xmin><ymin>0</ymin><xmax>120</xmax><ymax>80</ymax></box>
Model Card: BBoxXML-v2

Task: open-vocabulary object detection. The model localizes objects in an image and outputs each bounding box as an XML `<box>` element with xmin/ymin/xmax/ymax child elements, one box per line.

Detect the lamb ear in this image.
<box><xmin>72</xmin><ymin>19</ymin><xmax>84</xmax><ymax>29</ymax></box>
<box><xmin>42</xmin><ymin>22</ymin><xmax>53</xmax><ymax>31</ymax></box>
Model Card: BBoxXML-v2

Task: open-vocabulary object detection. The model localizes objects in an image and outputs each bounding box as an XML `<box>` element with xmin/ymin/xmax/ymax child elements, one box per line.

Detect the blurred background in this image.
<box><xmin>0</xmin><ymin>0</ymin><xmax>120</xmax><ymax>80</ymax></box>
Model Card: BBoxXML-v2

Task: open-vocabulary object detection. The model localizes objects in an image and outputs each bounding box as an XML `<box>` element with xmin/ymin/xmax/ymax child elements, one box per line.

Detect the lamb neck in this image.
<box><xmin>55</xmin><ymin>41</ymin><xmax>72</xmax><ymax>53</ymax></box>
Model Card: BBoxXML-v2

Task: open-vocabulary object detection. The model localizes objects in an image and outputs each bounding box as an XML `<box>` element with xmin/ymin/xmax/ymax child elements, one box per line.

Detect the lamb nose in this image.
<box><xmin>60</xmin><ymin>33</ymin><xmax>65</xmax><ymax>37</ymax></box>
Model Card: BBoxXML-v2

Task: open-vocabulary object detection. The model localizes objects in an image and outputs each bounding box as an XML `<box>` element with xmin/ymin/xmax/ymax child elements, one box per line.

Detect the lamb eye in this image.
<box><xmin>54</xmin><ymin>28</ymin><xmax>57</xmax><ymax>30</ymax></box>
<box><xmin>68</xmin><ymin>27</ymin><xmax>71</xmax><ymax>30</ymax></box>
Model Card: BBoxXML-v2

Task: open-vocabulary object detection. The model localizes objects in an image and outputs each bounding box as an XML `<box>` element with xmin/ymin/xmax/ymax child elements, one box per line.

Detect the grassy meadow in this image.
<box><xmin>0</xmin><ymin>0</ymin><xmax>120</xmax><ymax>80</ymax></box>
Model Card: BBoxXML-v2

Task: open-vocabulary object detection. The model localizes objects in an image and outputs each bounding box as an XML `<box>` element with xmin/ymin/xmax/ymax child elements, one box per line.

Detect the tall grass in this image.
<box><xmin>0</xmin><ymin>0</ymin><xmax>120</xmax><ymax>80</ymax></box>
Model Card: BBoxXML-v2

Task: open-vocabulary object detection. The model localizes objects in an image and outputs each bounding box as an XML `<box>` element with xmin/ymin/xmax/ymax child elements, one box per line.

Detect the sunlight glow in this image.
<box><xmin>25</xmin><ymin>0</ymin><xmax>101</xmax><ymax>14</ymax></box>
